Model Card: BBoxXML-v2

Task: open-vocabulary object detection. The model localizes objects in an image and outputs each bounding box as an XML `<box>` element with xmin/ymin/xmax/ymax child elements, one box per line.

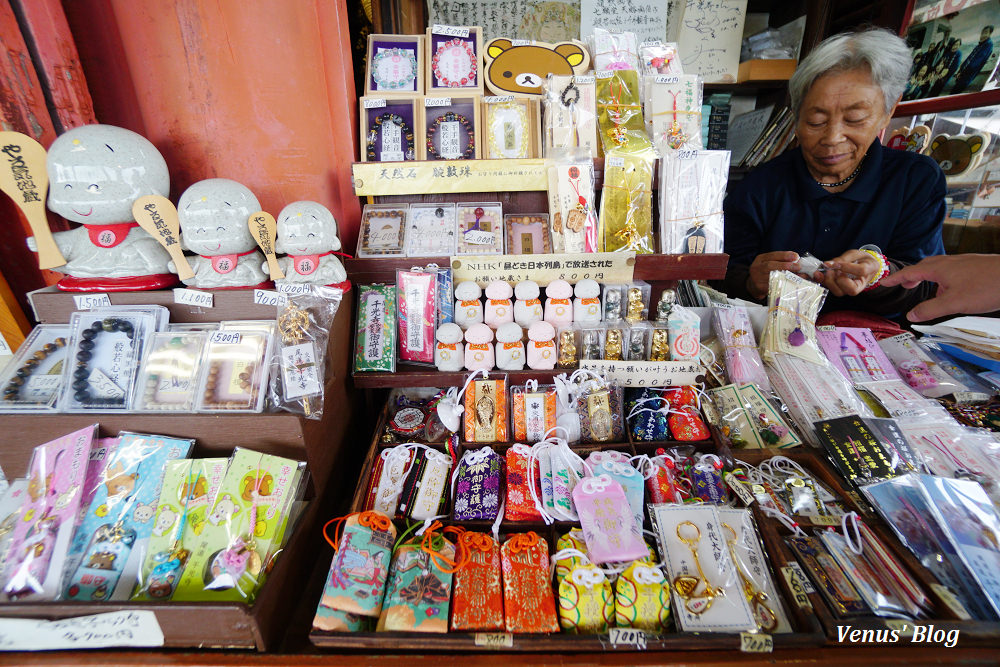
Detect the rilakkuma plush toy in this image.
<box><xmin>543</xmin><ymin>279</ymin><xmax>573</xmax><ymax>329</ymax></box>
<box><xmin>35</xmin><ymin>124</ymin><xmax>176</xmax><ymax>291</ymax></box>
<box><xmin>484</xmin><ymin>280</ymin><xmax>514</xmax><ymax>328</ymax></box>
<box><xmin>464</xmin><ymin>323</ymin><xmax>495</xmax><ymax>372</ymax></box>
<box><xmin>527</xmin><ymin>320</ymin><xmax>557</xmax><ymax>370</ymax></box>
<box><xmin>271</xmin><ymin>200</ymin><xmax>348</xmax><ymax>287</ymax></box>
<box><xmin>435</xmin><ymin>323</ymin><xmax>465</xmax><ymax>372</ymax></box>
<box><xmin>513</xmin><ymin>280</ymin><xmax>543</xmax><ymax>328</ymax></box>
<box><xmin>495</xmin><ymin>322</ymin><xmax>525</xmax><ymax>370</ymax></box>
<box><xmin>573</xmin><ymin>278</ymin><xmax>602</xmax><ymax>325</ymax></box>
<box><xmin>454</xmin><ymin>281</ymin><xmax>484</xmax><ymax>330</ymax></box>
<box><xmin>173</xmin><ymin>179</ymin><xmax>269</xmax><ymax>289</ymax></box>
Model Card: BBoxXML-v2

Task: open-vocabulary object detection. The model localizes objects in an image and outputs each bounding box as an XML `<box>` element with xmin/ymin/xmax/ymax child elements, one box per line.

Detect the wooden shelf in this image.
<box><xmin>895</xmin><ymin>88</ymin><xmax>1000</xmax><ymax>117</ymax></box>
<box><xmin>346</xmin><ymin>253</ymin><xmax>729</xmax><ymax>285</ymax></box>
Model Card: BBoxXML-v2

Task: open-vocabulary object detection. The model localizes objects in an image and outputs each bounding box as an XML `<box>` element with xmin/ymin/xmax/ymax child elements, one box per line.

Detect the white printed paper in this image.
<box><xmin>439</xmin><ymin>121</ymin><xmax>461</xmax><ymax>159</ymax></box>
<box><xmin>72</xmin><ymin>293</ymin><xmax>111</xmax><ymax>310</ymax></box>
<box><xmin>428</xmin><ymin>0</ymin><xmax>581</xmax><ymax>43</ymax></box>
<box><xmin>173</xmin><ymin>288</ymin><xmax>214</xmax><ymax>308</ymax></box>
<box><xmin>89</xmin><ymin>368</ymin><xmax>125</xmax><ymax>399</ymax></box>
<box><xmin>281</xmin><ymin>343</ymin><xmax>321</xmax><ymax>400</ymax></box>
<box><xmin>0</xmin><ymin>611</ymin><xmax>165</xmax><ymax>651</ymax></box>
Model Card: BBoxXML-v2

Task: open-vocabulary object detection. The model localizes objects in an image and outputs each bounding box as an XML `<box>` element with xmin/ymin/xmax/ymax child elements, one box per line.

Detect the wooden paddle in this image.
<box><xmin>132</xmin><ymin>195</ymin><xmax>195</xmax><ymax>280</ymax></box>
<box><xmin>0</xmin><ymin>131</ymin><xmax>66</xmax><ymax>269</ymax></box>
<box><xmin>249</xmin><ymin>210</ymin><xmax>284</xmax><ymax>280</ymax></box>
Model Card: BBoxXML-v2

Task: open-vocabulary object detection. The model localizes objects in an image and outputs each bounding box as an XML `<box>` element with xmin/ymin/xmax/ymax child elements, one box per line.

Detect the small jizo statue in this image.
<box><xmin>272</xmin><ymin>200</ymin><xmax>348</xmax><ymax>287</ymax></box>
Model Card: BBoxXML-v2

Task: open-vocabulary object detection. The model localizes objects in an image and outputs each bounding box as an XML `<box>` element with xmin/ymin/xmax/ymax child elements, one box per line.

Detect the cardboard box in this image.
<box><xmin>737</xmin><ymin>59</ymin><xmax>797</xmax><ymax>82</ymax></box>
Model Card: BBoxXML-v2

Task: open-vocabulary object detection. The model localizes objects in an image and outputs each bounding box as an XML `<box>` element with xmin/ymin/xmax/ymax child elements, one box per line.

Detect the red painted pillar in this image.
<box><xmin>64</xmin><ymin>0</ymin><xmax>362</xmax><ymax>249</ymax></box>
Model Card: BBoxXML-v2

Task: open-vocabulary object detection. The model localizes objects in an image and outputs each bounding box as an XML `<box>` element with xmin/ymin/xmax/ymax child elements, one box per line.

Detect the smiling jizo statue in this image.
<box><xmin>37</xmin><ymin>124</ymin><xmax>177</xmax><ymax>291</ymax></box>
<box><xmin>270</xmin><ymin>200</ymin><xmax>347</xmax><ymax>287</ymax></box>
<box><xmin>173</xmin><ymin>178</ymin><xmax>270</xmax><ymax>289</ymax></box>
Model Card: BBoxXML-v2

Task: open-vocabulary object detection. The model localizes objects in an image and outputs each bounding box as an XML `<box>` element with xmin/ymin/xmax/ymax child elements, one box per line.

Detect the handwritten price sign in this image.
<box><xmin>0</xmin><ymin>611</ymin><xmax>164</xmax><ymax>651</ymax></box>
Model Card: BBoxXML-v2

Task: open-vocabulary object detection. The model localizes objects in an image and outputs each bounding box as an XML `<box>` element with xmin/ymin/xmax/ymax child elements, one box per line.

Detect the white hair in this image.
<box><xmin>789</xmin><ymin>28</ymin><xmax>912</xmax><ymax>117</ymax></box>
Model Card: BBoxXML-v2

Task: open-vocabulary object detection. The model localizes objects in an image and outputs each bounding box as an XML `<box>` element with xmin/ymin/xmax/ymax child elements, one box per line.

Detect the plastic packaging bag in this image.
<box><xmin>639</xmin><ymin>42</ymin><xmax>682</xmax><ymax>77</ymax></box>
<box><xmin>543</xmin><ymin>74</ymin><xmax>599</xmax><ymax>158</ymax></box>
<box><xmin>644</xmin><ymin>75</ymin><xmax>703</xmax><ymax>153</ymax></box>
<box><xmin>659</xmin><ymin>150</ymin><xmax>728</xmax><ymax>254</ymax></box>
<box><xmin>878</xmin><ymin>333</ymin><xmax>962</xmax><ymax>399</ymax></box>
<box><xmin>589</xmin><ymin>28</ymin><xmax>639</xmax><ymax>72</ymax></box>
<box><xmin>547</xmin><ymin>156</ymin><xmax>599</xmax><ymax>253</ymax></box>
<box><xmin>599</xmin><ymin>151</ymin><xmax>655</xmax><ymax>253</ymax></box>
<box><xmin>270</xmin><ymin>286</ymin><xmax>343</xmax><ymax>419</ymax></box>
<box><xmin>595</xmin><ymin>69</ymin><xmax>651</xmax><ymax>155</ymax></box>
<box><xmin>712</xmin><ymin>304</ymin><xmax>770</xmax><ymax>392</ymax></box>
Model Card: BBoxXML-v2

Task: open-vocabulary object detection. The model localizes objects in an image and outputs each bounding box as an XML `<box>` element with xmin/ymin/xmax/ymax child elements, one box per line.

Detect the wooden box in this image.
<box><xmin>418</xmin><ymin>94</ymin><xmax>482</xmax><ymax>161</ymax></box>
<box><xmin>425</xmin><ymin>26</ymin><xmax>485</xmax><ymax>96</ymax></box>
<box><xmin>481</xmin><ymin>95</ymin><xmax>542</xmax><ymax>159</ymax></box>
<box><xmin>365</xmin><ymin>33</ymin><xmax>424</xmax><ymax>96</ymax></box>
<box><xmin>359</xmin><ymin>96</ymin><xmax>420</xmax><ymax>163</ymax></box>
<box><xmin>0</xmin><ymin>288</ymin><xmax>359</xmax><ymax>651</ymax></box>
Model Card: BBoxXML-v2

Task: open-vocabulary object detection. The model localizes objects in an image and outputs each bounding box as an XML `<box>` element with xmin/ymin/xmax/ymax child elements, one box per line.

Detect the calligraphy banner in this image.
<box><xmin>352</xmin><ymin>159</ymin><xmax>549</xmax><ymax>195</ymax></box>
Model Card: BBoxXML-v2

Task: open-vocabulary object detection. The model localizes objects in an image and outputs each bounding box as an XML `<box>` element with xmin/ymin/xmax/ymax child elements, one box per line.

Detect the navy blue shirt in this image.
<box><xmin>721</xmin><ymin>138</ymin><xmax>945</xmax><ymax>311</ymax></box>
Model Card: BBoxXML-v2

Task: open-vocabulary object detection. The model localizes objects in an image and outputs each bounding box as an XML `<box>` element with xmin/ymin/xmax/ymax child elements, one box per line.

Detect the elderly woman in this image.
<box><xmin>721</xmin><ymin>28</ymin><xmax>944</xmax><ymax>314</ymax></box>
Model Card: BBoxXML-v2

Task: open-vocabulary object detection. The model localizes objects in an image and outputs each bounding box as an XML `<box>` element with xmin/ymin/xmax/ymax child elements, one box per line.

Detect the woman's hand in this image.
<box><xmin>880</xmin><ymin>253</ymin><xmax>1000</xmax><ymax>322</ymax></box>
<box><xmin>815</xmin><ymin>249</ymin><xmax>880</xmax><ymax>297</ymax></box>
<box><xmin>747</xmin><ymin>251</ymin><xmax>800</xmax><ymax>300</ymax></box>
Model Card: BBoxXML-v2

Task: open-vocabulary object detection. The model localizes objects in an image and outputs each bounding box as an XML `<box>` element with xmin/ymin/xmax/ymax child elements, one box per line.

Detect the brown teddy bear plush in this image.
<box><xmin>484</xmin><ymin>38</ymin><xmax>589</xmax><ymax>96</ymax></box>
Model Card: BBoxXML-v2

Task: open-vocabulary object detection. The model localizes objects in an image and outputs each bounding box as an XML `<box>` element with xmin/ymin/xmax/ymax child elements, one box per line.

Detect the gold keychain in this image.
<box><xmin>722</xmin><ymin>523</ymin><xmax>778</xmax><ymax>632</ymax></box>
<box><xmin>672</xmin><ymin>521</ymin><xmax>720</xmax><ymax>614</ymax></box>
<box><xmin>277</xmin><ymin>304</ymin><xmax>314</xmax><ymax>416</ymax></box>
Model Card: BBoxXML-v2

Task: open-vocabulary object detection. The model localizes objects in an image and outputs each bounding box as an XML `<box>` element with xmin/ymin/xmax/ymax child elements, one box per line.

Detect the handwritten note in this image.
<box><xmin>581</xmin><ymin>0</ymin><xmax>674</xmax><ymax>45</ymax></box>
<box><xmin>676</xmin><ymin>0</ymin><xmax>748</xmax><ymax>83</ymax></box>
<box><xmin>428</xmin><ymin>0</ymin><xmax>581</xmax><ymax>43</ymax></box>
<box><xmin>0</xmin><ymin>611</ymin><xmax>164</xmax><ymax>651</ymax></box>
<box><xmin>578</xmin><ymin>360</ymin><xmax>704</xmax><ymax>387</ymax></box>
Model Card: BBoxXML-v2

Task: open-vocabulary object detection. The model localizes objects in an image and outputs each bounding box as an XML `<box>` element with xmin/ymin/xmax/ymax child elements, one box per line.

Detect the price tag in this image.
<box><xmin>0</xmin><ymin>611</ymin><xmax>164</xmax><ymax>651</ymax></box>
<box><xmin>726</xmin><ymin>476</ymin><xmax>756</xmax><ymax>506</ymax></box>
<box><xmin>511</xmin><ymin>39</ymin><xmax>531</xmax><ymax>46</ymax></box>
<box><xmin>425</xmin><ymin>97</ymin><xmax>452</xmax><ymax>107</ymax></box>
<box><xmin>253</xmin><ymin>289</ymin><xmax>288</xmax><ymax>307</ymax></box>
<box><xmin>173</xmin><ymin>288</ymin><xmax>214</xmax><ymax>308</ymax></box>
<box><xmin>463</xmin><ymin>229</ymin><xmax>495</xmax><ymax>245</ymax></box>
<box><xmin>930</xmin><ymin>584</ymin><xmax>973</xmax><ymax>621</ymax></box>
<box><xmin>72</xmin><ymin>293</ymin><xmax>111</xmax><ymax>310</ymax></box>
<box><xmin>954</xmin><ymin>391</ymin><xmax>990</xmax><ymax>404</ymax></box>
<box><xmin>274</xmin><ymin>282</ymin><xmax>312</xmax><ymax>296</ymax></box>
<box><xmin>26</xmin><ymin>375</ymin><xmax>61</xmax><ymax>392</ymax></box>
<box><xmin>578</xmin><ymin>360</ymin><xmax>703</xmax><ymax>387</ymax></box>
<box><xmin>677</xmin><ymin>150</ymin><xmax>698</xmax><ymax>160</ymax></box>
<box><xmin>785</xmin><ymin>561</ymin><xmax>815</xmax><ymax>594</ymax></box>
<box><xmin>810</xmin><ymin>514</ymin><xmax>840</xmax><ymax>526</ymax></box>
<box><xmin>654</xmin><ymin>75</ymin><xmax>680</xmax><ymax>84</ymax></box>
<box><xmin>209</xmin><ymin>331</ymin><xmax>242</xmax><ymax>345</ymax></box>
<box><xmin>89</xmin><ymin>368</ymin><xmax>125</xmax><ymax>400</ymax></box>
<box><xmin>432</xmin><ymin>24</ymin><xmax>471</xmax><ymax>38</ymax></box>
<box><xmin>574</xmin><ymin>75</ymin><xmax>595</xmax><ymax>84</ymax></box>
<box><xmin>608</xmin><ymin>627</ymin><xmax>646</xmax><ymax>650</ymax></box>
<box><xmin>606</xmin><ymin>156</ymin><xmax>625</xmax><ymax>169</ymax></box>
<box><xmin>887</xmin><ymin>332</ymin><xmax>914</xmax><ymax>344</ymax></box>
<box><xmin>817</xmin><ymin>325</ymin><xmax>836</xmax><ymax>331</ymax></box>
<box><xmin>781</xmin><ymin>565</ymin><xmax>814</xmax><ymax>610</ymax></box>
<box><xmin>473</xmin><ymin>632</ymin><xmax>513</xmax><ymax>648</ymax></box>
<box><xmin>363</xmin><ymin>98</ymin><xmax>387</xmax><ymax>109</ymax></box>
<box><xmin>280</xmin><ymin>343</ymin><xmax>321</xmax><ymax>399</ymax></box>
<box><xmin>641</xmin><ymin>39</ymin><xmax>663</xmax><ymax>47</ymax></box>
<box><xmin>596</xmin><ymin>69</ymin><xmax>613</xmax><ymax>79</ymax></box>
<box><xmin>483</xmin><ymin>95</ymin><xmax>515</xmax><ymax>104</ymax></box>
<box><xmin>740</xmin><ymin>632</ymin><xmax>772</xmax><ymax>653</ymax></box>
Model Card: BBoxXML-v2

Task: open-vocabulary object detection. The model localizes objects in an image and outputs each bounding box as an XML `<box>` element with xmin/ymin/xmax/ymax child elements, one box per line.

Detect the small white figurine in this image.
<box><xmin>527</xmin><ymin>320</ymin><xmax>557</xmax><ymax>370</ymax></box>
<box><xmin>454</xmin><ymin>281</ymin><xmax>484</xmax><ymax>330</ymax></box>
<box><xmin>272</xmin><ymin>200</ymin><xmax>347</xmax><ymax>286</ymax></box>
<box><xmin>495</xmin><ymin>322</ymin><xmax>525</xmax><ymax>370</ymax></box>
<box><xmin>37</xmin><ymin>124</ymin><xmax>176</xmax><ymax>291</ymax></box>
<box><xmin>434</xmin><ymin>323</ymin><xmax>465</xmax><ymax>372</ymax></box>
<box><xmin>484</xmin><ymin>280</ymin><xmax>514</xmax><ymax>329</ymax></box>
<box><xmin>174</xmin><ymin>179</ymin><xmax>269</xmax><ymax>289</ymax></box>
<box><xmin>513</xmin><ymin>280</ymin><xmax>543</xmax><ymax>329</ymax></box>
<box><xmin>573</xmin><ymin>278</ymin><xmax>602</xmax><ymax>325</ymax></box>
<box><xmin>464</xmin><ymin>323</ymin><xmax>495</xmax><ymax>371</ymax></box>
<box><xmin>543</xmin><ymin>279</ymin><xmax>574</xmax><ymax>329</ymax></box>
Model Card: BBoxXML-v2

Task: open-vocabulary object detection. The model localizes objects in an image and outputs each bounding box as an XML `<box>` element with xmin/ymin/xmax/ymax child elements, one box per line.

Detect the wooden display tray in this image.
<box><xmin>736</xmin><ymin>449</ymin><xmax>1000</xmax><ymax>647</ymax></box>
<box><xmin>0</xmin><ymin>288</ymin><xmax>359</xmax><ymax>651</ymax></box>
<box><xmin>310</xmin><ymin>403</ymin><xmax>825</xmax><ymax>652</ymax></box>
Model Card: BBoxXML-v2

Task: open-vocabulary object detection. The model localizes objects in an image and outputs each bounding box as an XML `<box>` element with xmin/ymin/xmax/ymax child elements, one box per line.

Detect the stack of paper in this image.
<box><xmin>914</xmin><ymin>316</ymin><xmax>1000</xmax><ymax>372</ymax></box>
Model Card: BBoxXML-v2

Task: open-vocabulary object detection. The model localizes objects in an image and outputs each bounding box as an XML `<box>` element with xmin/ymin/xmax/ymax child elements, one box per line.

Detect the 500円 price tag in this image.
<box><xmin>608</xmin><ymin>627</ymin><xmax>647</xmax><ymax>649</ymax></box>
<box><xmin>740</xmin><ymin>632</ymin><xmax>773</xmax><ymax>653</ymax></box>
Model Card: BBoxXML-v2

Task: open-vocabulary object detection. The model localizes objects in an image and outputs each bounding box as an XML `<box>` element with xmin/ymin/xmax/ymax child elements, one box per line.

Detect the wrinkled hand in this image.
<box><xmin>880</xmin><ymin>253</ymin><xmax>1000</xmax><ymax>322</ymax></box>
<box><xmin>814</xmin><ymin>249</ymin><xmax>880</xmax><ymax>297</ymax></box>
<box><xmin>747</xmin><ymin>251</ymin><xmax>799</xmax><ymax>300</ymax></box>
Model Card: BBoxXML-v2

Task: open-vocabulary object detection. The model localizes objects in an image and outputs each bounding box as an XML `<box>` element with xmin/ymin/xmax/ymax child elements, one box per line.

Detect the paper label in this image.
<box><xmin>173</xmin><ymin>288</ymin><xmax>214</xmax><ymax>308</ymax></box>
<box><xmin>606</xmin><ymin>156</ymin><xmax>625</xmax><ymax>168</ymax></box>
<box><xmin>432</xmin><ymin>24</ymin><xmax>470</xmax><ymax>38</ymax></box>
<box><xmin>578</xmin><ymin>360</ymin><xmax>703</xmax><ymax>387</ymax></box>
<box><xmin>89</xmin><ymin>368</ymin><xmax>125</xmax><ymax>399</ymax></box>
<box><xmin>281</xmin><ymin>342</ymin><xmax>321</xmax><ymax>399</ymax></box>
<box><xmin>381</xmin><ymin>120</ymin><xmax>402</xmax><ymax>155</ymax></box>
<box><xmin>676</xmin><ymin>149</ymin><xmax>698</xmax><ymax>160</ymax></box>
<box><xmin>785</xmin><ymin>561</ymin><xmax>816</xmax><ymax>594</ymax></box>
<box><xmin>524</xmin><ymin>392</ymin><xmax>547</xmax><ymax>441</ymax></box>
<box><xmin>364</xmin><ymin>293</ymin><xmax>387</xmax><ymax>362</ymax></box>
<box><xmin>0</xmin><ymin>335</ymin><xmax>11</xmax><ymax>356</ymax></box>
<box><xmin>954</xmin><ymin>391</ymin><xmax>990</xmax><ymax>404</ymax></box>
<box><xmin>887</xmin><ymin>332</ymin><xmax>914</xmax><ymax>344</ymax></box>
<box><xmin>209</xmin><ymin>331</ymin><xmax>242</xmax><ymax>345</ymax></box>
<box><xmin>740</xmin><ymin>632</ymin><xmax>773</xmax><ymax>653</ymax></box>
<box><xmin>781</xmin><ymin>565</ymin><xmax>814</xmax><ymax>610</ymax></box>
<box><xmin>596</xmin><ymin>70</ymin><xmax>613</xmax><ymax>79</ymax></box>
<box><xmin>930</xmin><ymin>583</ymin><xmax>973</xmax><ymax>621</ymax></box>
<box><xmin>474</xmin><ymin>632</ymin><xmax>513</xmax><ymax>648</ymax></box>
<box><xmin>574</xmin><ymin>75</ymin><xmax>595</xmax><ymax>84</ymax></box>
<box><xmin>439</xmin><ymin>121</ymin><xmax>461</xmax><ymax>159</ymax></box>
<box><xmin>810</xmin><ymin>514</ymin><xmax>840</xmax><ymax>526</ymax></box>
<box><xmin>253</xmin><ymin>289</ymin><xmax>288</xmax><ymax>307</ymax></box>
<box><xmin>511</xmin><ymin>39</ymin><xmax>531</xmax><ymax>46</ymax></box>
<box><xmin>405</xmin><ymin>283</ymin><xmax>425</xmax><ymax>352</ymax></box>
<box><xmin>484</xmin><ymin>95</ymin><xmax>516</xmax><ymax>104</ymax></box>
<box><xmin>608</xmin><ymin>627</ymin><xmax>647</xmax><ymax>649</ymax></box>
<box><xmin>463</xmin><ymin>229</ymin><xmax>495</xmax><ymax>245</ymax></box>
<box><xmin>26</xmin><ymin>375</ymin><xmax>62</xmax><ymax>392</ymax></box>
<box><xmin>451</xmin><ymin>251</ymin><xmax>635</xmax><ymax>286</ymax></box>
<box><xmin>274</xmin><ymin>281</ymin><xmax>312</xmax><ymax>296</ymax></box>
<box><xmin>654</xmin><ymin>75</ymin><xmax>680</xmax><ymax>84</ymax></box>
<box><xmin>72</xmin><ymin>293</ymin><xmax>111</xmax><ymax>309</ymax></box>
<box><xmin>726</xmin><ymin>476</ymin><xmax>755</xmax><ymax>506</ymax></box>
<box><xmin>0</xmin><ymin>611</ymin><xmax>164</xmax><ymax>651</ymax></box>
<box><xmin>641</xmin><ymin>39</ymin><xmax>663</xmax><ymax>46</ymax></box>
<box><xmin>425</xmin><ymin>96</ymin><xmax>452</xmax><ymax>107</ymax></box>
<box><xmin>363</xmin><ymin>97</ymin><xmax>387</xmax><ymax>109</ymax></box>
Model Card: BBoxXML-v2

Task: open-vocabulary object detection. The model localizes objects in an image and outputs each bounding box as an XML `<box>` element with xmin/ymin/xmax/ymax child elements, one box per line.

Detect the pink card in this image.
<box><xmin>572</xmin><ymin>474</ymin><xmax>647</xmax><ymax>564</ymax></box>
<box><xmin>396</xmin><ymin>269</ymin><xmax>437</xmax><ymax>364</ymax></box>
<box><xmin>3</xmin><ymin>424</ymin><xmax>96</xmax><ymax>600</ymax></box>
<box><xmin>816</xmin><ymin>327</ymin><xmax>900</xmax><ymax>384</ymax></box>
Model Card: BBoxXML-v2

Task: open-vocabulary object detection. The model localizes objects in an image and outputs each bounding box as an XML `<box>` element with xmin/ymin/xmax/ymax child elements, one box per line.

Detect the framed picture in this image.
<box><xmin>366</xmin><ymin>34</ymin><xmax>423</xmax><ymax>95</ymax></box>
<box><xmin>505</xmin><ymin>214</ymin><xmax>551</xmax><ymax>254</ymax></box>
<box><xmin>425</xmin><ymin>26</ymin><xmax>485</xmax><ymax>95</ymax></box>
<box><xmin>482</xmin><ymin>96</ymin><xmax>541</xmax><ymax>159</ymax></box>
<box><xmin>419</xmin><ymin>95</ymin><xmax>481</xmax><ymax>160</ymax></box>
<box><xmin>359</xmin><ymin>97</ymin><xmax>418</xmax><ymax>162</ymax></box>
